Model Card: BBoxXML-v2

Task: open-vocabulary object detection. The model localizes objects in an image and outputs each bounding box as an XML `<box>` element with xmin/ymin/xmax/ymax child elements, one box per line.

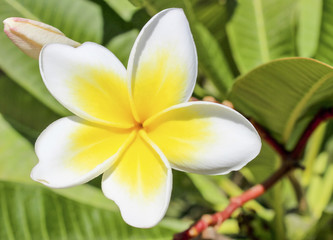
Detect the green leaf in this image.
<box><xmin>88</xmin><ymin>0</ymin><xmax>133</xmax><ymax>45</ymax></box>
<box><xmin>128</xmin><ymin>0</ymin><xmax>144</xmax><ymax>8</ymax></box>
<box><xmin>297</xmin><ymin>0</ymin><xmax>322</xmax><ymax>57</ymax></box>
<box><xmin>307</xmin><ymin>152</ymin><xmax>333</xmax><ymax>219</ymax></box>
<box><xmin>103</xmin><ymin>0</ymin><xmax>138</xmax><ymax>21</ymax></box>
<box><xmin>271</xmin><ymin>182</ymin><xmax>286</xmax><ymax>240</ymax></box>
<box><xmin>315</xmin><ymin>0</ymin><xmax>333</xmax><ymax>65</ymax></box>
<box><xmin>140</xmin><ymin>0</ymin><xmax>236</xmax><ymax>43</ymax></box>
<box><xmin>229</xmin><ymin>58</ymin><xmax>333</xmax><ymax>148</ymax></box>
<box><xmin>0</xmin><ymin>34</ymin><xmax>67</xmax><ymax>116</ymax></box>
<box><xmin>302</xmin><ymin>123</ymin><xmax>327</xmax><ymax>186</ymax></box>
<box><xmin>0</xmin><ymin>74</ymin><xmax>60</xmax><ymax>141</ymax></box>
<box><xmin>186</xmin><ymin>173</ymin><xmax>228</xmax><ymax>210</ymax></box>
<box><xmin>0</xmin><ymin>0</ymin><xmax>103</xmax><ymax>116</ymax></box>
<box><xmin>226</xmin><ymin>0</ymin><xmax>297</xmax><ymax>73</ymax></box>
<box><xmin>0</xmin><ymin>113</ymin><xmax>37</xmax><ymax>183</ymax></box>
<box><xmin>106</xmin><ymin>29</ymin><xmax>139</xmax><ymax>66</ymax></box>
<box><xmin>191</xmin><ymin>22</ymin><xmax>234</xmax><ymax>97</ymax></box>
<box><xmin>0</xmin><ymin>181</ymin><xmax>176</xmax><ymax>240</ymax></box>
<box><xmin>242</xmin><ymin>142</ymin><xmax>279</xmax><ymax>184</ymax></box>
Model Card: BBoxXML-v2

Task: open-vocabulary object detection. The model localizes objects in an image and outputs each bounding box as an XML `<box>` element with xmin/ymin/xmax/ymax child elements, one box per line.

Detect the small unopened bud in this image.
<box><xmin>3</xmin><ymin>17</ymin><xmax>80</xmax><ymax>59</ymax></box>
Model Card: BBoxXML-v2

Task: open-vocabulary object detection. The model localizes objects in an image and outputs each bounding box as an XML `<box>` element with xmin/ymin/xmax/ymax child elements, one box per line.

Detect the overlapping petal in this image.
<box><xmin>40</xmin><ymin>42</ymin><xmax>135</xmax><ymax>128</ymax></box>
<box><xmin>31</xmin><ymin>116</ymin><xmax>133</xmax><ymax>188</ymax></box>
<box><xmin>102</xmin><ymin>130</ymin><xmax>172</xmax><ymax>228</ymax></box>
<box><xmin>127</xmin><ymin>8</ymin><xmax>197</xmax><ymax>122</ymax></box>
<box><xmin>145</xmin><ymin>102</ymin><xmax>262</xmax><ymax>175</ymax></box>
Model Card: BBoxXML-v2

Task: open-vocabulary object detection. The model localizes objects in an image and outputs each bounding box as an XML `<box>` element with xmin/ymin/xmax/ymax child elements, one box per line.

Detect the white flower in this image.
<box><xmin>31</xmin><ymin>9</ymin><xmax>261</xmax><ymax>228</ymax></box>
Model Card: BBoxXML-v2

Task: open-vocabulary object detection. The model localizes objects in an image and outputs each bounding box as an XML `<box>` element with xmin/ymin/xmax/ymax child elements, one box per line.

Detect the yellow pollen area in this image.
<box><xmin>132</xmin><ymin>50</ymin><xmax>187</xmax><ymax>122</ymax></box>
<box><xmin>67</xmin><ymin>123</ymin><xmax>131</xmax><ymax>172</ymax></box>
<box><xmin>69</xmin><ymin>68</ymin><xmax>135</xmax><ymax>127</ymax></box>
<box><xmin>110</xmin><ymin>130</ymin><xmax>167</xmax><ymax>197</ymax></box>
<box><xmin>146</xmin><ymin>108</ymin><xmax>213</xmax><ymax>165</ymax></box>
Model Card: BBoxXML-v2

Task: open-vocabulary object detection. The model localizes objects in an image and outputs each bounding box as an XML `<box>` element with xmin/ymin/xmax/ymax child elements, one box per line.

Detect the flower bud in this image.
<box><xmin>3</xmin><ymin>17</ymin><xmax>80</xmax><ymax>59</ymax></box>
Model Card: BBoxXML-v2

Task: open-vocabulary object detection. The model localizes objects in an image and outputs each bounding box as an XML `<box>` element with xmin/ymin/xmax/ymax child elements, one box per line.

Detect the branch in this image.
<box><xmin>291</xmin><ymin>108</ymin><xmax>333</xmax><ymax>159</ymax></box>
<box><xmin>251</xmin><ymin>122</ymin><xmax>289</xmax><ymax>158</ymax></box>
<box><xmin>173</xmin><ymin>161</ymin><xmax>298</xmax><ymax>240</ymax></box>
<box><xmin>288</xmin><ymin>173</ymin><xmax>307</xmax><ymax>212</ymax></box>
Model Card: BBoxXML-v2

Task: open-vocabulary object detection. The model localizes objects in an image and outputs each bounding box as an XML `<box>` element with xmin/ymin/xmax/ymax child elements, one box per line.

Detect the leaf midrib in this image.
<box><xmin>282</xmin><ymin>71</ymin><xmax>333</xmax><ymax>141</ymax></box>
<box><xmin>253</xmin><ymin>0</ymin><xmax>270</xmax><ymax>62</ymax></box>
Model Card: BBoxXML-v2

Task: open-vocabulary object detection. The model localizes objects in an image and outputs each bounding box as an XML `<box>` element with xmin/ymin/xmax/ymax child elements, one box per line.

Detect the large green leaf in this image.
<box><xmin>0</xmin><ymin>0</ymin><xmax>103</xmax><ymax>115</ymax></box>
<box><xmin>106</xmin><ymin>29</ymin><xmax>139</xmax><ymax>66</ymax></box>
<box><xmin>297</xmin><ymin>0</ymin><xmax>322</xmax><ymax>57</ymax></box>
<box><xmin>315</xmin><ymin>0</ymin><xmax>333</xmax><ymax>65</ymax></box>
<box><xmin>137</xmin><ymin>0</ymin><xmax>236</xmax><ymax>43</ymax></box>
<box><xmin>0</xmin><ymin>74</ymin><xmax>60</xmax><ymax>141</ymax></box>
<box><xmin>88</xmin><ymin>0</ymin><xmax>134</xmax><ymax>45</ymax></box>
<box><xmin>191</xmin><ymin>22</ymin><xmax>234</xmax><ymax>97</ymax></box>
<box><xmin>0</xmin><ymin>113</ymin><xmax>37</xmax><ymax>182</ymax></box>
<box><xmin>0</xmin><ymin>181</ymin><xmax>177</xmax><ymax>240</ymax></box>
<box><xmin>226</xmin><ymin>0</ymin><xmax>297</xmax><ymax>73</ymax></box>
<box><xmin>228</xmin><ymin>58</ymin><xmax>333</xmax><ymax>149</ymax></box>
<box><xmin>103</xmin><ymin>0</ymin><xmax>138</xmax><ymax>21</ymax></box>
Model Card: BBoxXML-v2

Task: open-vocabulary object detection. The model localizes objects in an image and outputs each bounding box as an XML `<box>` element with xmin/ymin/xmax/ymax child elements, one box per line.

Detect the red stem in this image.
<box><xmin>291</xmin><ymin>108</ymin><xmax>333</xmax><ymax>159</ymax></box>
<box><xmin>251</xmin><ymin>122</ymin><xmax>288</xmax><ymax>158</ymax></box>
<box><xmin>173</xmin><ymin>161</ymin><xmax>297</xmax><ymax>240</ymax></box>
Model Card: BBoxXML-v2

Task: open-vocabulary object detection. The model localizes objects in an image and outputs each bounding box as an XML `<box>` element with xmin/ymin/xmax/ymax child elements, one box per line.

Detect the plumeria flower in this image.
<box><xmin>31</xmin><ymin>9</ymin><xmax>261</xmax><ymax>228</ymax></box>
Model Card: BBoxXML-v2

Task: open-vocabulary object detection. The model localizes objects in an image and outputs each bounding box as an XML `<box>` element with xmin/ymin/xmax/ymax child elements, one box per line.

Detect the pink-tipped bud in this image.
<box><xmin>3</xmin><ymin>17</ymin><xmax>80</xmax><ymax>59</ymax></box>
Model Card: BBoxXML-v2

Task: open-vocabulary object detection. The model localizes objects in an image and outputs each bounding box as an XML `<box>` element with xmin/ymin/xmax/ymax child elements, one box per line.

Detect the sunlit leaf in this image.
<box><xmin>229</xmin><ymin>58</ymin><xmax>333</xmax><ymax>149</ymax></box>
<box><xmin>315</xmin><ymin>0</ymin><xmax>333</xmax><ymax>65</ymax></box>
<box><xmin>0</xmin><ymin>113</ymin><xmax>36</xmax><ymax>182</ymax></box>
<box><xmin>297</xmin><ymin>0</ymin><xmax>322</xmax><ymax>57</ymax></box>
<box><xmin>226</xmin><ymin>0</ymin><xmax>297</xmax><ymax>73</ymax></box>
<box><xmin>0</xmin><ymin>181</ymin><xmax>176</xmax><ymax>240</ymax></box>
<box><xmin>106</xmin><ymin>29</ymin><xmax>139</xmax><ymax>66</ymax></box>
<box><xmin>307</xmin><ymin>151</ymin><xmax>333</xmax><ymax>218</ymax></box>
<box><xmin>186</xmin><ymin>173</ymin><xmax>228</xmax><ymax>210</ymax></box>
<box><xmin>191</xmin><ymin>22</ymin><xmax>234</xmax><ymax>97</ymax></box>
<box><xmin>103</xmin><ymin>0</ymin><xmax>138</xmax><ymax>21</ymax></box>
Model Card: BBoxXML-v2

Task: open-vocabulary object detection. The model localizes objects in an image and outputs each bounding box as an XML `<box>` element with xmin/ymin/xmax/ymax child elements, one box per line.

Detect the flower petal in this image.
<box><xmin>145</xmin><ymin>102</ymin><xmax>262</xmax><ymax>175</ymax></box>
<box><xmin>102</xmin><ymin>130</ymin><xmax>172</xmax><ymax>228</ymax></box>
<box><xmin>40</xmin><ymin>42</ymin><xmax>135</xmax><ymax>128</ymax></box>
<box><xmin>127</xmin><ymin>8</ymin><xmax>197</xmax><ymax>122</ymax></box>
<box><xmin>31</xmin><ymin>116</ymin><xmax>134</xmax><ymax>188</ymax></box>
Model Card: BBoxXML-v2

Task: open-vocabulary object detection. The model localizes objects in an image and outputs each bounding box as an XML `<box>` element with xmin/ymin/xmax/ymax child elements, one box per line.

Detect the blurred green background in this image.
<box><xmin>0</xmin><ymin>0</ymin><xmax>333</xmax><ymax>239</ymax></box>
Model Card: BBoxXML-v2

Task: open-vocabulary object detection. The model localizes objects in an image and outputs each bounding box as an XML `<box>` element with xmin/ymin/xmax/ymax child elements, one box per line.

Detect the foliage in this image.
<box><xmin>0</xmin><ymin>0</ymin><xmax>332</xmax><ymax>239</ymax></box>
